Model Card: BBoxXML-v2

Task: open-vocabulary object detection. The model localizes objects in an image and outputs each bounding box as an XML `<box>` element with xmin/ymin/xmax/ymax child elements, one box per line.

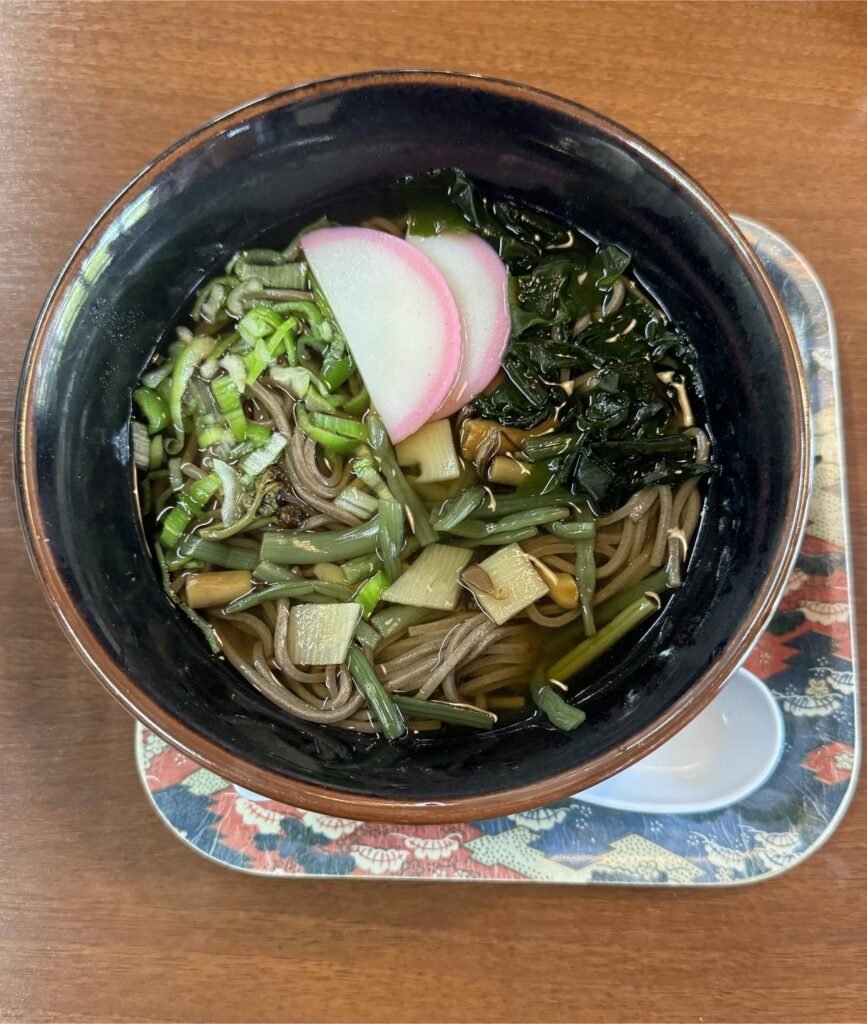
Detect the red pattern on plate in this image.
<box><xmin>802</xmin><ymin>742</ymin><xmax>856</xmax><ymax>785</ymax></box>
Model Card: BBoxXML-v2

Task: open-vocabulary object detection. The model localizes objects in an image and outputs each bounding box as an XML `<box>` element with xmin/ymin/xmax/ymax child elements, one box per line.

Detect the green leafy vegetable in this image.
<box><xmin>133</xmin><ymin>388</ymin><xmax>170</xmax><ymax>435</ymax></box>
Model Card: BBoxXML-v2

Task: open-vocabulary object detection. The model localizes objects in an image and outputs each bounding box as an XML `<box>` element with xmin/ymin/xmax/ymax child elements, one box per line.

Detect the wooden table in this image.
<box><xmin>1</xmin><ymin>2</ymin><xmax>865</xmax><ymax>1021</ymax></box>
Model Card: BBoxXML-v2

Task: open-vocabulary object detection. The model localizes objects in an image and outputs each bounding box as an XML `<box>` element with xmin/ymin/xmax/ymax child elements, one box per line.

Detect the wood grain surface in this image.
<box><xmin>1</xmin><ymin>2</ymin><xmax>865</xmax><ymax>1022</ymax></box>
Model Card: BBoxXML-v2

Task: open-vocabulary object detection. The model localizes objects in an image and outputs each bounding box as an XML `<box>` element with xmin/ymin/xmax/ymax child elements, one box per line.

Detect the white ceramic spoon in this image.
<box><xmin>575</xmin><ymin>668</ymin><xmax>785</xmax><ymax>814</ymax></box>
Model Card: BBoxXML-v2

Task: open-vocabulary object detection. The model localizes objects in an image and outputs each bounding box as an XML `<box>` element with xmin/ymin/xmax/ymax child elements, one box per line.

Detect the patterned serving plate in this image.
<box><xmin>136</xmin><ymin>217</ymin><xmax>859</xmax><ymax>885</ymax></box>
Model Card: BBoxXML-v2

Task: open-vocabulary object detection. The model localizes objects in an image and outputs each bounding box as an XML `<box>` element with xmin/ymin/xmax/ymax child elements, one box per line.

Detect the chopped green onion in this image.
<box><xmin>131</xmin><ymin>421</ymin><xmax>150</xmax><ymax>469</ymax></box>
<box><xmin>270</xmin><ymin>300</ymin><xmax>330</xmax><ymax>339</ymax></box>
<box><xmin>237</xmin><ymin>305</ymin><xmax>283</xmax><ymax>345</ymax></box>
<box><xmin>234</xmin><ymin>261</ymin><xmax>307</xmax><ymax>290</ymax></box>
<box><xmin>342</xmin><ymin>537</ymin><xmax>420</xmax><ymax>585</ymax></box>
<box><xmin>219</xmin><ymin>353</ymin><xmax>247</xmax><ymax>393</ymax></box>
<box><xmin>155</xmin><ymin>482</ymin><xmax>176</xmax><ymax>515</ymax></box>
<box><xmin>333</xmin><ymin>485</ymin><xmax>379</xmax><ymax>521</ymax></box>
<box><xmin>156</xmin><ymin>373</ymin><xmax>173</xmax><ymax>406</ymax></box>
<box><xmin>488</xmin><ymin>506</ymin><xmax>569</xmax><ymax>535</ymax></box>
<box><xmin>239</xmin><ymin>432</ymin><xmax>287</xmax><ymax>480</ymax></box>
<box><xmin>244</xmin><ymin>422</ymin><xmax>272</xmax><ymax>447</ymax></box>
<box><xmin>197</xmin><ymin>424</ymin><xmax>234</xmax><ymax>448</ymax></box>
<box><xmin>342</xmin><ymin>386</ymin><xmax>369</xmax><ymax>416</ymax></box>
<box><xmin>177</xmin><ymin>536</ymin><xmax>259</xmax><ymax>570</ymax></box>
<box><xmin>210</xmin><ymin>458</ymin><xmax>242</xmax><ymax>525</ymax></box>
<box><xmin>311</xmin><ymin>564</ymin><xmax>346</xmax><ymax>584</ymax></box>
<box><xmin>211</xmin><ymin>375</ymin><xmax>247</xmax><ymax>441</ymax></box>
<box><xmin>320</xmin><ymin>352</ymin><xmax>354</xmax><ymax>391</ymax></box>
<box><xmin>195</xmin><ymin>278</ymin><xmax>234</xmax><ymax>323</ymax></box>
<box><xmin>352</xmin><ymin>452</ymin><xmax>395</xmax><ymax>500</ymax></box>
<box><xmin>149</xmin><ymin>435</ymin><xmax>164</xmax><ymax>470</ymax></box>
<box><xmin>226</xmin><ymin>278</ymin><xmax>264</xmax><ymax>318</ymax></box>
<box><xmin>159</xmin><ymin>472</ymin><xmax>221</xmax><ymax>548</ymax></box>
<box><xmin>224</xmin><ymin>581</ymin><xmax>311</xmax><ymax>612</ymax></box>
<box><xmin>244</xmin><ymin>317</ymin><xmax>297</xmax><ymax>386</ymax></box>
<box><xmin>167</xmin><ymin>457</ymin><xmax>184</xmax><ymax>492</ymax></box>
<box><xmin>208</xmin><ymin>330</ymin><xmax>240</xmax><ymax>363</ymax></box>
<box><xmin>260</xmin><ymin>518</ymin><xmax>380</xmax><ymax>565</ymax></box>
<box><xmin>232</xmin><ymin>248</ymin><xmax>292</xmax><ymax>267</ymax></box>
<box><xmin>269</xmin><ymin>364</ymin><xmax>311</xmax><ymax>399</ymax></box>
<box><xmin>191</xmin><ymin>282</ymin><xmax>218</xmax><ymax>323</ymax></box>
<box><xmin>270</xmin><ymin>315</ymin><xmax>299</xmax><ymax>365</ymax></box>
<box><xmin>346</xmin><ymin>646</ymin><xmax>406</xmax><ymax>740</ymax></box>
<box><xmin>141</xmin><ymin>360</ymin><xmax>174</xmax><ymax>390</ymax></box>
<box><xmin>169</xmin><ymin>338</ymin><xmax>214</xmax><ymax>433</ymax></box>
<box><xmin>548</xmin><ymin>595</ymin><xmax>659</xmax><ymax>682</ymax></box>
<box><xmin>367</xmin><ymin>414</ymin><xmax>438</xmax><ymax>546</ymax></box>
<box><xmin>270</xmin><ymin>365</ymin><xmax>341</xmax><ymax>412</ymax></box>
<box><xmin>356</xmin><ymin>570</ymin><xmax>390</xmax><ymax>617</ymax></box>
<box><xmin>295</xmin><ymin>406</ymin><xmax>360</xmax><ymax>455</ymax></box>
<box><xmin>134</xmin><ymin>388</ymin><xmax>170</xmax><ymax>435</ymax></box>
<box><xmin>308</xmin><ymin>410</ymin><xmax>367</xmax><ymax>441</ymax></box>
<box><xmin>282</xmin><ymin>216</ymin><xmax>329</xmax><ymax>260</ymax></box>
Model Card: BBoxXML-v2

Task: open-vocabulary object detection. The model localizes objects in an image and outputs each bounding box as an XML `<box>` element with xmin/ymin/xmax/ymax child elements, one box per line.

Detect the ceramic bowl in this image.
<box><xmin>16</xmin><ymin>71</ymin><xmax>810</xmax><ymax>822</ymax></box>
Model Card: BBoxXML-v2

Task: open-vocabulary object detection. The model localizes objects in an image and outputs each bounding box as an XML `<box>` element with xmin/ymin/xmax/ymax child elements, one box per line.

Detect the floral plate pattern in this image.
<box><xmin>136</xmin><ymin>217</ymin><xmax>859</xmax><ymax>886</ymax></box>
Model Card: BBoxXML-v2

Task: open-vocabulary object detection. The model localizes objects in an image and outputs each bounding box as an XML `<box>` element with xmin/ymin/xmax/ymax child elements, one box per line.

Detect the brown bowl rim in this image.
<box><xmin>16</xmin><ymin>69</ymin><xmax>812</xmax><ymax>823</ymax></box>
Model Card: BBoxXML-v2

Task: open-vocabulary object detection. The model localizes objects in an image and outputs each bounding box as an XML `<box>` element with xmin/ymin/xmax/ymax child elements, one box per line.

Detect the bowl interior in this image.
<box><xmin>19</xmin><ymin>75</ymin><xmax>805</xmax><ymax>810</ymax></box>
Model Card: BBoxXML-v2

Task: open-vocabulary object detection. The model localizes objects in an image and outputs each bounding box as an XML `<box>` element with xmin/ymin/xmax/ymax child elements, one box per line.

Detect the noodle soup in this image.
<box><xmin>132</xmin><ymin>169</ymin><xmax>714</xmax><ymax>739</ymax></box>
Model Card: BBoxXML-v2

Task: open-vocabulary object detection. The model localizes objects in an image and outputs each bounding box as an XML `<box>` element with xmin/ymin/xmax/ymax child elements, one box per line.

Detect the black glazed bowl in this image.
<box><xmin>16</xmin><ymin>72</ymin><xmax>810</xmax><ymax>823</ymax></box>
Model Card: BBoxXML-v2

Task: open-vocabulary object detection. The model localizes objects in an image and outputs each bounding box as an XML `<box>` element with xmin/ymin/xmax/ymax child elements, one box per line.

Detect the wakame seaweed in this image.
<box><xmin>402</xmin><ymin>168</ymin><xmax>715</xmax><ymax>514</ymax></box>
